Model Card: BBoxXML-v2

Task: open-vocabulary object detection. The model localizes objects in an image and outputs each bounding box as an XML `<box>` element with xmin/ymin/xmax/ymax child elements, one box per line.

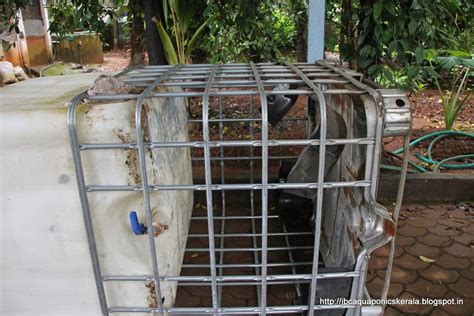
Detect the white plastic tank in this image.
<box><xmin>0</xmin><ymin>74</ymin><xmax>193</xmax><ymax>315</ymax></box>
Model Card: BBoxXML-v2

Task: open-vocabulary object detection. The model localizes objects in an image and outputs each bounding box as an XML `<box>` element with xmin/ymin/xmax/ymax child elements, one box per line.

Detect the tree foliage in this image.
<box><xmin>46</xmin><ymin>0</ymin><xmax>115</xmax><ymax>38</ymax></box>
<box><xmin>156</xmin><ymin>0</ymin><xmax>208</xmax><ymax>64</ymax></box>
<box><xmin>327</xmin><ymin>0</ymin><xmax>473</xmax><ymax>90</ymax></box>
<box><xmin>202</xmin><ymin>0</ymin><xmax>297</xmax><ymax>63</ymax></box>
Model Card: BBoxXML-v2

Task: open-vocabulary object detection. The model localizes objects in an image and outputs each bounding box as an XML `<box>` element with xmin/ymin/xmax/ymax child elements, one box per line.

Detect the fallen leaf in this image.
<box><xmin>419</xmin><ymin>255</ymin><xmax>436</xmax><ymax>263</ymax></box>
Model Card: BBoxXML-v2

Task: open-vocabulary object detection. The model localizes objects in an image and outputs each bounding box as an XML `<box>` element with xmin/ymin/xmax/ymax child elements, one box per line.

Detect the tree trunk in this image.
<box><xmin>340</xmin><ymin>0</ymin><xmax>354</xmax><ymax>67</ymax></box>
<box><xmin>295</xmin><ymin>1</ymin><xmax>307</xmax><ymax>62</ymax></box>
<box><xmin>143</xmin><ymin>0</ymin><xmax>167</xmax><ymax>65</ymax></box>
<box><xmin>296</xmin><ymin>18</ymin><xmax>307</xmax><ymax>62</ymax></box>
<box><xmin>129</xmin><ymin>7</ymin><xmax>146</xmax><ymax>66</ymax></box>
<box><xmin>112</xmin><ymin>19</ymin><xmax>119</xmax><ymax>50</ymax></box>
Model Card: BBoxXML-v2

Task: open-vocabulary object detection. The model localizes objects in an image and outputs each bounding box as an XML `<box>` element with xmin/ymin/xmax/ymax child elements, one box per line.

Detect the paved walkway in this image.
<box><xmin>367</xmin><ymin>203</ymin><xmax>473</xmax><ymax>315</ymax></box>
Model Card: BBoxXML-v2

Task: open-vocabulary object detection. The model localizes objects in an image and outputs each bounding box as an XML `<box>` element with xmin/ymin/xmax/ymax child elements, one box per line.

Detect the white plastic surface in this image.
<box><xmin>0</xmin><ymin>74</ymin><xmax>193</xmax><ymax>315</ymax></box>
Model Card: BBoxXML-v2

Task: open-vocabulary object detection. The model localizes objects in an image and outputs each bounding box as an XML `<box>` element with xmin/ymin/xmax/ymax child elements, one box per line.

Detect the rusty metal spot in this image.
<box><xmin>384</xmin><ymin>219</ymin><xmax>396</xmax><ymax>236</ymax></box>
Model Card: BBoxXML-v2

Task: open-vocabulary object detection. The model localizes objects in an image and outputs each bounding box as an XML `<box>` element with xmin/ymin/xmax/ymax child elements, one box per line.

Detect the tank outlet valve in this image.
<box><xmin>129</xmin><ymin>211</ymin><xmax>147</xmax><ymax>235</ymax></box>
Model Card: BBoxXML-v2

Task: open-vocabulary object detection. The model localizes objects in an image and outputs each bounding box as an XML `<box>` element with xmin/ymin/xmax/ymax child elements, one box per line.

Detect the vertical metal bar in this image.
<box><xmin>248</xmin><ymin>94</ymin><xmax>262</xmax><ymax>305</ymax></box>
<box><xmin>135</xmin><ymin>64</ymin><xmax>180</xmax><ymax>316</ymax></box>
<box><xmin>285</xmin><ymin>63</ymin><xmax>327</xmax><ymax>315</ymax></box>
<box><xmin>380</xmin><ymin>134</ymin><xmax>411</xmax><ymax>308</ymax></box>
<box><xmin>202</xmin><ymin>64</ymin><xmax>221</xmax><ymax>315</ymax></box>
<box><xmin>316</xmin><ymin>61</ymin><xmax>384</xmax><ymax>202</ymax></box>
<box><xmin>282</xmin><ymin>223</ymin><xmax>303</xmax><ymax>308</ymax></box>
<box><xmin>217</xmin><ymin>93</ymin><xmax>227</xmax><ymax>304</ymax></box>
<box><xmin>307</xmin><ymin>0</ymin><xmax>327</xmax><ymax>62</ymax></box>
<box><xmin>68</xmin><ymin>92</ymin><xmax>109</xmax><ymax>316</ymax></box>
<box><xmin>250</xmin><ymin>62</ymin><xmax>269</xmax><ymax>315</ymax></box>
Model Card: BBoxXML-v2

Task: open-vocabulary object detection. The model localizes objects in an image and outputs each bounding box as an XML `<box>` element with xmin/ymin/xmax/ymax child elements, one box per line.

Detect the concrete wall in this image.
<box><xmin>22</xmin><ymin>0</ymin><xmax>52</xmax><ymax>66</ymax></box>
<box><xmin>56</xmin><ymin>33</ymin><xmax>104</xmax><ymax>64</ymax></box>
<box><xmin>0</xmin><ymin>9</ymin><xmax>31</xmax><ymax>67</ymax></box>
<box><xmin>0</xmin><ymin>74</ymin><xmax>193</xmax><ymax>315</ymax></box>
<box><xmin>1</xmin><ymin>0</ymin><xmax>52</xmax><ymax>67</ymax></box>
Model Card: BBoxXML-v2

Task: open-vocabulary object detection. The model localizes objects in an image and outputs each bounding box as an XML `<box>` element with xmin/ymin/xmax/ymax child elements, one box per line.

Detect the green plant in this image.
<box><xmin>155</xmin><ymin>0</ymin><xmax>208</xmax><ymax>64</ymax></box>
<box><xmin>425</xmin><ymin>50</ymin><xmax>473</xmax><ymax>130</ymax></box>
<box><xmin>432</xmin><ymin>66</ymin><xmax>471</xmax><ymax>130</ymax></box>
<box><xmin>46</xmin><ymin>0</ymin><xmax>115</xmax><ymax>38</ymax></box>
<box><xmin>272</xmin><ymin>6</ymin><xmax>297</xmax><ymax>51</ymax></box>
<box><xmin>328</xmin><ymin>0</ymin><xmax>474</xmax><ymax>86</ymax></box>
<box><xmin>203</xmin><ymin>0</ymin><xmax>298</xmax><ymax>63</ymax></box>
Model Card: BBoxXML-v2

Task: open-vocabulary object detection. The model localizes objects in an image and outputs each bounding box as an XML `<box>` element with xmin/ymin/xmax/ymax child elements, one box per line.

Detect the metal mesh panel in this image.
<box><xmin>68</xmin><ymin>62</ymin><xmax>411</xmax><ymax>315</ymax></box>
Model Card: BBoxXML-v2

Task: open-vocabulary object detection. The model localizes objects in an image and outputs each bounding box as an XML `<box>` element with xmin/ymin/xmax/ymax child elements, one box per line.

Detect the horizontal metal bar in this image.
<box><xmin>187</xmin><ymin>117</ymin><xmax>306</xmax><ymax>123</ymax></box>
<box><xmin>126</xmin><ymin>72</ymin><xmax>349</xmax><ymax>83</ymax></box>
<box><xmin>123</xmin><ymin>78</ymin><xmax>346</xmax><ymax>87</ymax></box>
<box><xmin>102</xmin><ymin>272</ymin><xmax>359</xmax><ymax>282</ymax></box>
<box><xmin>191</xmin><ymin>156</ymin><xmax>299</xmax><ymax>162</ymax></box>
<box><xmin>188</xmin><ymin>231</ymin><xmax>312</xmax><ymax>238</ymax></box>
<box><xmin>129</xmin><ymin>79</ymin><xmax>350</xmax><ymax>88</ymax></box>
<box><xmin>182</xmin><ymin>262</ymin><xmax>313</xmax><ymax>268</ymax></box>
<box><xmin>186</xmin><ymin>246</ymin><xmax>313</xmax><ymax>252</ymax></box>
<box><xmin>191</xmin><ymin>215</ymin><xmax>279</xmax><ymax>221</ymax></box>
<box><xmin>79</xmin><ymin>138</ymin><xmax>374</xmax><ymax>150</ymax></box>
<box><xmin>109</xmin><ymin>304</ymin><xmax>356</xmax><ymax>314</ymax></box>
<box><xmin>85</xmin><ymin>180</ymin><xmax>371</xmax><ymax>192</ymax></box>
<box><xmin>85</xmin><ymin>87</ymin><xmax>365</xmax><ymax>100</ymax></box>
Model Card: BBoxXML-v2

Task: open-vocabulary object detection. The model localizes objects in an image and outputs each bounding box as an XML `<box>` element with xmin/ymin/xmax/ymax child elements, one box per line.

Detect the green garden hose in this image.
<box><xmin>381</xmin><ymin>130</ymin><xmax>474</xmax><ymax>172</ymax></box>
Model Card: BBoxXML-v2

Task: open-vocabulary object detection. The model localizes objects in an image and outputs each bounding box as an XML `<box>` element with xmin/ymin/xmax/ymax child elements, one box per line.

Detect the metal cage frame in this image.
<box><xmin>68</xmin><ymin>62</ymin><xmax>411</xmax><ymax>315</ymax></box>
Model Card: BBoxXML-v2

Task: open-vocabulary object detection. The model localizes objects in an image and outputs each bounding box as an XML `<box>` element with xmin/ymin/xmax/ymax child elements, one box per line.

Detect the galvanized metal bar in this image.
<box><xmin>182</xmin><ymin>262</ymin><xmax>313</xmax><ymax>268</ymax></box>
<box><xmin>128</xmin><ymin>81</ymin><xmax>356</xmax><ymax>90</ymax></box>
<box><xmin>380</xmin><ymin>134</ymin><xmax>411</xmax><ymax>308</ymax></box>
<box><xmin>123</xmin><ymin>78</ymin><xmax>353</xmax><ymax>87</ymax></box>
<box><xmin>126</xmin><ymin>71</ymin><xmax>345</xmax><ymax>78</ymax></box>
<box><xmin>67</xmin><ymin>67</ymin><xmax>134</xmax><ymax>315</ymax></box>
<box><xmin>249</xmin><ymin>94</ymin><xmax>262</xmax><ymax>305</ymax></box>
<box><xmin>217</xmin><ymin>94</ymin><xmax>226</xmax><ymax>305</ymax></box>
<box><xmin>108</xmin><ymin>304</ymin><xmax>356</xmax><ymax>314</ymax></box>
<box><xmin>250</xmin><ymin>61</ymin><xmax>269</xmax><ymax>316</ymax></box>
<box><xmin>282</xmin><ymin>223</ymin><xmax>304</xmax><ymax>308</ymax></box>
<box><xmin>186</xmin><ymin>246</ymin><xmax>313</xmax><ymax>252</ymax></box>
<box><xmin>84</xmin><ymin>180</ymin><xmax>372</xmax><ymax>192</ymax></box>
<box><xmin>68</xmin><ymin>92</ymin><xmax>109</xmax><ymax>316</ymax></box>
<box><xmin>191</xmin><ymin>155</ymin><xmax>299</xmax><ymax>162</ymax></box>
<box><xmin>79</xmin><ymin>137</ymin><xmax>374</xmax><ymax>150</ymax></box>
<box><xmin>187</xmin><ymin>232</ymin><xmax>313</xmax><ymax>238</ymax></box>
<box><xmin>191</xmin><ymin>215</ymin><xmax>279</xmax><ymax>221</ymax></box>
<box><xmin>134</xmin><ymin>64</ymin><xmax>180</xmax><ymax>315</ymax></box>
<box><xmin>202</xmin><ymin>64</ymin><xmax>221</xmax><ymax>315</ymax></box>
<box><xmin>285</xmin><ymin>62</ymin><xmax>327</xmax><ymax>315</ymax></box>
<box><xmin>102</xmin><ymin>271</ymin><xmax>360</xmax><ymax>282</ymax></box>
<box><xmin>86</xmin><ymin>88</ymin><xmax>365</xmax><ymax>100</ymax></box>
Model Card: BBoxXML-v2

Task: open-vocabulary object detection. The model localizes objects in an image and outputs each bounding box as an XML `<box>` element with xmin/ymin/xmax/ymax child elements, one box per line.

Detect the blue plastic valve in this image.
<box><xmin>129</xmin><ymin>211</ymin><xmax>147</xmax><ymax>235</ymax></box>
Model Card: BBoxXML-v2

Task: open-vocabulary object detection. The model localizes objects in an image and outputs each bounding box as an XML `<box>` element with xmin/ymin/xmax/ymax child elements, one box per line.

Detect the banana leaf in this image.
<box><xmin>156</xmin><ymin>19</ymin><xmax>179</xmax><ymax>65</ymax></box>
<box><xmin>185</xmin><ymin>16</ymin><xmax>211</xmax><ymax>61</ymax></box>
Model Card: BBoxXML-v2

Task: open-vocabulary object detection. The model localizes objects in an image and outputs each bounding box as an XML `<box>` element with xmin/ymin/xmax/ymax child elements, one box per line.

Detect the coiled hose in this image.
<box><xmin>381</xmin><ymin>130</ymin><xmax>474</xmax><ymax>173</ymax></box>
